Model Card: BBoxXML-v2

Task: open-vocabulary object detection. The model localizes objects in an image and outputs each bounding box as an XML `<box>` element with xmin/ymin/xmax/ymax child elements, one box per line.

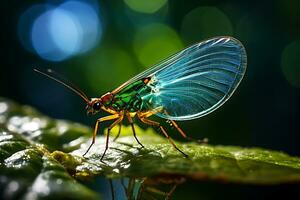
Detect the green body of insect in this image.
<box><xmin>109</xmin><ymin>78</ymin><xmax>152</xmax><ymax>112</ymax></box>
<box><xmin>35</xmin><ymin>36</ymin><xmax>247</xmax><ymax>161</ymax></box>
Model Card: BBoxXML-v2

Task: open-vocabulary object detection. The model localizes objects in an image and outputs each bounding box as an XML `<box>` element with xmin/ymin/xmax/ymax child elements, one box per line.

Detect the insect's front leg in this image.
<box><xmin>101</xmin><ymin>113</ymin><xmax>124</xmax><ymax>161</ymax></box>
<box><xmin>83</xmin><ymin>114</ymin><xmax>120</xmax><ymax>156</ymax></box>
<box><xmin>101</xmin><ymin>106</ymin><xmax>117</xmax><ymax>115</ymax></box>
<box><xmin>113</xmin><ymin>123</ymin><xmax>122</xmax><ymax>142</ymax></box>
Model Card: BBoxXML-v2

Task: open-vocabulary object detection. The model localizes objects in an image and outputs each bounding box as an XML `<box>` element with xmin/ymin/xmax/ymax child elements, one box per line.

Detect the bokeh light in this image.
<box><xmin>133</xmin><ymin>23</ymin><xmax>183</xmax><ymax>67</ymax></box>
<box><xmin>18</xmin><ymin>0</ymin><xmax>102</xmax><ymax>62</ymax></box>
<box><xmin>59</xmin><ymin>1</ymin><xmax>101</xmax><ymax>53</ymax></box>
<box><xmin>281</xmin><ymin>40</ymin><xmax>300</xmax><ymax>88</ymax></box>
<box><xmin>49</xmin><ymin>7</ymin><xmax>82</xmax><ymax>56</ymax></box>
<box><xmin>124</xmin><ymin>0</ymin><xmax>167</xmax><ymax>14</ymax></box>
<box><xmin>31</xmin><ymin>8</ymin><xmax>80</xmax><ymax>61</ymax></box>
<box><xmin>17</xmin><ymin>4</ymin><xmax>47</xmax><ymax>53</ymax></box>
<box><xmin>181</xmin><ymin>7</ymin><xmax>233</xmax><ymax>44</ymax></box>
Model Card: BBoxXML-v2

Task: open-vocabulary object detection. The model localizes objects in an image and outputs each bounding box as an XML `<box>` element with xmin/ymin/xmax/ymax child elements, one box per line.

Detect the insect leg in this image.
<box><xmin>113</xmin><ymin>123</ymin><xmax>122</xmax><ymax>142</ymax></box>
<box><xmin>101</xmin><ymin>106</ymin><xmax>118</xmax><ymax>115</ymax></box>
<box><xmin>126</xmin><ymin>112</ymin><xmax>144</xmax><ymax>148</ymax></box>
<box><xmin>137</xmin><ymin>112</ymin><xmax>188</xmax><ymax>157</ymax></box>
<box><xmin>138</xmin><ymin>106</ymin><xmax>163</xmax><ymax>118</ymax></box>
<box><xmin>83</xmin><ymin>114</ymin><xmax>120</xmax><ymax>157</ymax></box>
<box><xmin>101</xmin><ymin>114</ymin><xmax>124</xmax><ymax>161</ymax></box>
<box><xmin>162</xmin><ymin>110</ymin><xmax>188</xmax><ymax>139</ymax></box>
<box><xmin>169</xmin><ymin>120</ymin><xmax>186</xmax><ymax>137</ymax></box>
<box><xmin>170</xmin><ymin>120</ymin><xmax>208</xmax><ymax>144</ymax></box>
<box><xmin>165</xmin><ymin>184</ymin><xmax>178</xmax><ymax>200</ymax></box>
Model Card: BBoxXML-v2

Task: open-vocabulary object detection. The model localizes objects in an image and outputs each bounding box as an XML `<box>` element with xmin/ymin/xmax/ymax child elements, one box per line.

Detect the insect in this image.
<box><xmin>35</xmin><ymin>36</ymin><xmax>247</xmax><ymax>160</ymax></box>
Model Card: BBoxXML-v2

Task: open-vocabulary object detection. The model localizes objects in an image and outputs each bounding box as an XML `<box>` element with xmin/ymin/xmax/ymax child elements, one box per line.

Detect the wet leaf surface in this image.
<box><xmin>0</xmin><ymin>98</ymin><xmax>100</xmax><ymax>200</ymax></box>
<box><xmin>72</xmin><ymin>125</ymin><xmax>300</xmax><ymax>184</ymax></box>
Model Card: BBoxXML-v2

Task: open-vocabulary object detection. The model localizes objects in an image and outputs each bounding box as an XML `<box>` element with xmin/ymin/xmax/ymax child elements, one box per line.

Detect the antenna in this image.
<box><xmin>34</xmin><ymin>68</ymin><xmax>90</xmax><ymax>103</ymax></box>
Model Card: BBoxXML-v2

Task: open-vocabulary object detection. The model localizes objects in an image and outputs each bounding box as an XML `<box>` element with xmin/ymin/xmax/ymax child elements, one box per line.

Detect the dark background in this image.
<box><xmin>2</xmin><ymin>0</ymin><xmax>300</xmax><ymax>199</ymax></box>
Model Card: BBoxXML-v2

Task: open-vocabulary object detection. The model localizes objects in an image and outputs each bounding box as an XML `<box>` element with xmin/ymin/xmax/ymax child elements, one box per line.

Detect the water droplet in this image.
<box><xmin>0</xmin><ymin>102</ymin><xmax>8</xmax><ymax>114</ymax></box>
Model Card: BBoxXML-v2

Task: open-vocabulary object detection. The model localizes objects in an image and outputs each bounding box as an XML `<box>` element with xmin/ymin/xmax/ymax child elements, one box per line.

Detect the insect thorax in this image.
<box><xmin>110</xmin><ymin>78</ymin><xmax>152</xmax><ymax>112</ymax></box>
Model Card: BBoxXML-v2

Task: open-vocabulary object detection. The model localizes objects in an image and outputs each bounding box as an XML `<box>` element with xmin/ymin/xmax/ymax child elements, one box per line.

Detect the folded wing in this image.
<box><xmin>140</xmin><ymin>37</ymin><xmax>247</xmax><ymax>120</ymax></box>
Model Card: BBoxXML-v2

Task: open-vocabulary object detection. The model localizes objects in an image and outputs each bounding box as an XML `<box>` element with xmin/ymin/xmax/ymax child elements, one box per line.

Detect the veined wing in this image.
<box><xmin>136</xmin><ymin>36</ymin><xmax>247</xmax><ymax>120</ymax></box>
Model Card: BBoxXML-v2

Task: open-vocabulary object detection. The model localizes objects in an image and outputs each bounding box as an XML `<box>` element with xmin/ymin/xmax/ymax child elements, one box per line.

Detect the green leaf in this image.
<box><xmin>0</xmin><ymin>98</ymin><xmax>101</xmax><ymax>200</ymax></box>
<box><xmin>1</xmin><ymin>96</ymin><xmax>300</xmax><ymax>200</ymax></box>
<box><xmin>71</xmin><ymin>125</ymin><xmax>300</xmax><ymax>184</ymax></box>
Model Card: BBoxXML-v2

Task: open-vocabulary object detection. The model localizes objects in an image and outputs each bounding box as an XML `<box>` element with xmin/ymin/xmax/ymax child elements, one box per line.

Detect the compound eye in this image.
<box><xmin>93</xmin><ymin>102</ymin><xmax>101</xmax><ymax>110</ymax></box>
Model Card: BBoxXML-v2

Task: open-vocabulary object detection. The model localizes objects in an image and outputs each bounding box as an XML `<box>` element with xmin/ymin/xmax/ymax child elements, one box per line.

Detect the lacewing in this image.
<box><xmin>35</xmin><ymin>36</ymin><xmax>247</xmax><ymax>160</ymax></box>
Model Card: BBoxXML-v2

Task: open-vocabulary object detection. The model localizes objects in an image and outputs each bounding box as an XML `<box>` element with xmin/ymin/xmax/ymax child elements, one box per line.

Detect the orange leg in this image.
<box><xmin>169</xmin><ymin>120</ymin><xmax>187</xmax><ymax>138</ymax></box>
<box><xmin>101</xmin><ymin>114</ymin><xmax>124</xmax><ymax>161</ymax></box>
<box><xmin>138</xmin><ymin>106</ymin><xmax>163</xmax><ymax>118</ymax></box>
<box><xmin>101</xmin><ymin>106</ymin><xmax>117</xmax><ymax>115</ymax></box>
<box><xmin>126</xmin><ymin>112</ymin><xmax>144</xmax><ymax>148</ymax></box>
<box><xmin>165</xmin><ymin>184</ymin><xmax>178</xmax><ymax>200</ymax></box>
<box><xmin>113</xmin><ymin>123</ymin><xmax>122</xmax><ymax>142</ymax></box>
<box><xmin>83</xmin><ymin>113</ymin><xmax>122</xmax><ymax>157</ymax></box>
<box><xmin>169</xmin><ymin>120</ymin><xmax>208</xmax><ymax>143</ymax></box>
<box><xmin>137</xmin><ymin>112</ymin><xmax>188</xmax><ymax>157</ymax></box>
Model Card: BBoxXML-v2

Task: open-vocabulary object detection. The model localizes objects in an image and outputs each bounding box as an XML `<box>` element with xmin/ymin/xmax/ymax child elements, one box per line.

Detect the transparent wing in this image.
<box><xmin>138</xmin><ymin>36</ymin><xmax>247</xmax><ymax>120</ymax></box>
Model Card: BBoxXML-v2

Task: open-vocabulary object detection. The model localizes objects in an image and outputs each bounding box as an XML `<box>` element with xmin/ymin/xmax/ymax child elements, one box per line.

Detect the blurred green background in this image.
<box><xmin>1</xmin><ymin>0</ymin><xmax>300</xmax><ymax>199</ymax></box>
